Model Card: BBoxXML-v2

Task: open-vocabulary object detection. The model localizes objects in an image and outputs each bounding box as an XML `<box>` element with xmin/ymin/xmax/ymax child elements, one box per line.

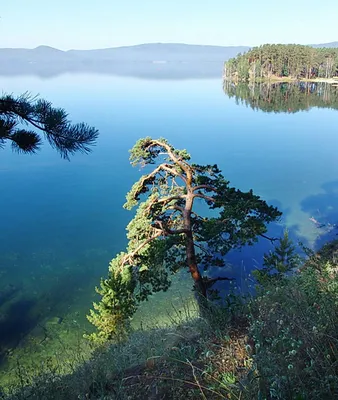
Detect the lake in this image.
<box><xmin>1</xmin><ymin>75</ymin><xmax>338</xmax><ymax>383</ymax></box>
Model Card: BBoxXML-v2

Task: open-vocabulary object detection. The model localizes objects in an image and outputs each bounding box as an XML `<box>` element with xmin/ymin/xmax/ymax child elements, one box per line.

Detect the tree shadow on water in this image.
<box><xmin>0</xmin><ymin>298</ymin><xmax>40</xmax><ymax>364</ymax></box>
<box><xmin>0</xmin><ymin>259</ymin><xmax>99</xmax><ymax>367</ymax></box>
<box><xmin>301</xmin><ymin>180</ymin><xmax>338</xmax><ymax>250</ymax></box>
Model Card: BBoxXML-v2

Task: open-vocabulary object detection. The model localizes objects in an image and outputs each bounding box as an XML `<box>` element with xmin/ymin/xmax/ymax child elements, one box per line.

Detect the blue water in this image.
<box><xmin>1</xmin><ymin>74</ymin><xmax>338</xmax><ymax>375</ymax></box>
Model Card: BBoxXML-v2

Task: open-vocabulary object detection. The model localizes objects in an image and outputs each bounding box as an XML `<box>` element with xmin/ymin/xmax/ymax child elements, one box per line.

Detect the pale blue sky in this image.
<box><xmin>1</xmin><ymin>0</ymin><xmax>337</xmax><ymax>50</ymax></box>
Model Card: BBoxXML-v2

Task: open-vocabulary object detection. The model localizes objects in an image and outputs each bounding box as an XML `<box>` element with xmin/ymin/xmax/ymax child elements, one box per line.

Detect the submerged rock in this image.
<box><xmin>45</xmin><ymin>316</ymin><xmax>63</xmax><ymax>327</ymax></box>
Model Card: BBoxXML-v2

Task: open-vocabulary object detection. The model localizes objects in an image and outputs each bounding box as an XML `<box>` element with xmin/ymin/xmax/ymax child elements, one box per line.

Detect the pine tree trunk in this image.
<box><xmin>185</xmin><ymin>231</ymin><xmax>207</xmax><ymax>299</ymax></box>
<box><xmin>184</xmin><ymin>192</ymin><xmax>207</xmax><ymax>301</ymax></box>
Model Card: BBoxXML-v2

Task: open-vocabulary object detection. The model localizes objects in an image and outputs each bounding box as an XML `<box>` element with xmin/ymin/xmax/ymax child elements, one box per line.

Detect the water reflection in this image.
<box><xmin>0</xmin><ymin>62</ymin><xmax>223</xmax><ymax>80</ymax></box>
<box><xmin>223</xmin><ymin>81</ymin><xmax>338</xmax><ymax>113</ymax></box>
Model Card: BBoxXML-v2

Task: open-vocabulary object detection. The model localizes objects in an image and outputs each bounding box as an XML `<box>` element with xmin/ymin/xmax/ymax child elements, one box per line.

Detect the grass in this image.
<box><xmin>0</xmin><ymin>300</ymin><xmax>251</xmax><ymax>399</ymax></box>
<box><xmin>1</xmin><ymin>242</ymin><xmax>338</xmax><ymax>399</ymax></box>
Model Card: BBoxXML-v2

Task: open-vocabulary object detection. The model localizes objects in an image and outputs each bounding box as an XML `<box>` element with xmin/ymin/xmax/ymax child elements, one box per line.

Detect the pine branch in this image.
<box><xmin>193</xmin><ymin>193</ymin><xmax>216</xmax><ymax>203</ymax></box>
<box><xmin>121</xmin><ymin>231</ymin><xmax>163</xmax><ymax>270</ymax></box>
<box><xmin>193</xmin><ymin>242</ymin><xmax>213</xmax><ymax>256</ymax></box>
<box><xmin>152</xmin><ymin>195</ymin><xmax>186</xmax><ymax>207</ymax></box>
<box><xmin>153</xmin><ymin>220</ymin><xmax>189</xmax><ymax>235</ymax></box>
<box><xmin>204</xmin><ymin>276</ymin><xmax>235</xmax><ymax>288</ymax></box>
<box><xmin>0</xmin><ymin>93</ymin><xmax>99</xmax><ymax>158</ymax></box>
<box><xmin>192</xmin><ymin>184</ymin><xmax>218</xmax><ymax>192</ymax></box>
<box><xmin>148</xmin><ymin>140</ymin><xmax>192</xmax><ymax>183</ymax></box>
<box><xmin>260</xmin><ymin>233</ymin><xmax>278</xmax><ymax>243</ymax></box>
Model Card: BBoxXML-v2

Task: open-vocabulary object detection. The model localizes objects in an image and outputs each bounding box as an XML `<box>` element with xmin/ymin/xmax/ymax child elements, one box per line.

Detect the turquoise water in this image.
<box><xmin>1</xmin><ymin>75</ymin><xmax>338</xmax><ymax>378</ymax></box>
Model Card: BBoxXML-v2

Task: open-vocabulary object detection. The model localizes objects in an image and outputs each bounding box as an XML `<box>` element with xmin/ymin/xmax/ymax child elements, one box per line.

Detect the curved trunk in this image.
<box><xmin>184</xmin><ymin>191</ymin><xmax>207</xmax><ymax>299</ymax></box>
<box><xmin>186</xmin><ymin>231</ymin><xmax>207</xmax><ymax>298</ymax></box>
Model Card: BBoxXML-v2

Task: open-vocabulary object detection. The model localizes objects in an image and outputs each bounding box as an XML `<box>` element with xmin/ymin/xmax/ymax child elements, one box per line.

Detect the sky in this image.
<box><xmin>1</xmin><ymin>0</ymin><xmax>338</xmax><ymax>50</ymax></box>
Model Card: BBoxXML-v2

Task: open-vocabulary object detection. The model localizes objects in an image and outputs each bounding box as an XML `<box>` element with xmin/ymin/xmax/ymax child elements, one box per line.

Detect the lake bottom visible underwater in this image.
<box><xmin>1</xmin><ymin>76</ymin><xmax>338</xmax><ymax>386</ymax></box>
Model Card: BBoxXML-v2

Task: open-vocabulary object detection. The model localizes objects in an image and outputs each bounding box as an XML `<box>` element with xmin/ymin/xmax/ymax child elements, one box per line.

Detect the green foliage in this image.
<box><xmin>282</xmin><ymin>64</ymin><xmax>289</xmax><ymax>77</ymax></box>
<box><xmin>129</xmin><ymin>136</ymin><xmax>191</xmax><ymax>168</ymax></box>
<box><xmin>237</xmin><ymin>58</ymin><xmax>250</xmax><ymax>81</ymax></box>
<box><xmin>0</xmin><ymin>93</ymin><xmax>98</xmax><ymax>158</ymax></box>
<box><xmin>224</xmin><ymin>44</ymin><xmax>338</xmax><ymax>82</ymax></box>
<box><xmin>88</xmin><ymin>137</ymin><xmax>281</xmax><ymax>342</ymax></box>
<box><xmin>253</xmin><ymin>230</ymin><xmax>301</xmax><ymax>286</ymax></box>
<box><xmin>85</xmin><ymin>255</ymin><xmax>137</xmax><ymax>344</ymax></box>
<box><xmin>302</xmin><ymin>239</ymin><xmax>338</xmax><ymax>274</ymax></box>
<box><xmin>249</xmin><ymin>261</ymin><xmax>338</xmax><ymax>399</ymax></box>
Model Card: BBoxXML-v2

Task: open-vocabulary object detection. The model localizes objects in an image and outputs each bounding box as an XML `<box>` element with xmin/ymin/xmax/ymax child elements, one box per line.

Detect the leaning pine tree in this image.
<box><xmin>87</xmin><ymin>137</ymin><xmax>281</xmax><ymax>343</ymax></box>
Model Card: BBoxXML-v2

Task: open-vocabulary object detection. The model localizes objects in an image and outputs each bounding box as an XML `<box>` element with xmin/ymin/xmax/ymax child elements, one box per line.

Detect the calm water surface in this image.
<box><xmin>1</xmin><ymin>75</ymin><xmax>338</xmax><ymax>380</ymax></box>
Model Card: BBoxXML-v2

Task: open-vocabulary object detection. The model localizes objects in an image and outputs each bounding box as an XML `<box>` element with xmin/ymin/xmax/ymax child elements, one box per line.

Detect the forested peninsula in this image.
<box><xmin>223</xmin><ymin>44</ymin><xmax>338</xmax><ymax>82</ymax></box>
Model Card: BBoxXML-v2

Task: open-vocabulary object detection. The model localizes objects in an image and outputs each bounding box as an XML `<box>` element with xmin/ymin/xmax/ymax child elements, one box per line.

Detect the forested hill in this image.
<box><xmin>223</xmin><ymin>44</ymin><xmax>338</xmax><ymax>81</ymax></box>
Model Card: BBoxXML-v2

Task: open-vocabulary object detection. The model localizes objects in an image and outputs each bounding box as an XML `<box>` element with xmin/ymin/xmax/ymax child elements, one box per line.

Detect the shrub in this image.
<box><xmin>249</xmin><ymin>261</ymin><xmax>338</xmax><ymax>399</ymax></box>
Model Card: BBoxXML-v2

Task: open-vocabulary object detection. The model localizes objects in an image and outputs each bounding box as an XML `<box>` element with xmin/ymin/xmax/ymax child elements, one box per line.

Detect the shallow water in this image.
<box><xmin>1</xmin><ymin>75</ymin><xmax>338</xmax><ymax>382</ymax></box>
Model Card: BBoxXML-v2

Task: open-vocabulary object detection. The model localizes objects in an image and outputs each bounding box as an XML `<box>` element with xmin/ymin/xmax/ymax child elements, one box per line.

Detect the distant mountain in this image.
<box><xmin>0</xmin><ymin>42</ymin><xmax>337</xmax><ymax>79</ymax></box>
<box><xmin>0</xmin><ymin>43</ymin><xmax>250</xmax><ymax>79</ymax></box>
<box><xmin>0</xmin><ymin>43</ymin><xmax>250</xmax><ymax>63</ymax></box>
<box><xmin>67</xmin><ymin>43</ymin><xmax>250</xmax><ymax>61</ymax></box>
<box><xmin>311</xmin><ymin>42</ymin><xmax>338</xmax><ymax>48</ymax></box>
